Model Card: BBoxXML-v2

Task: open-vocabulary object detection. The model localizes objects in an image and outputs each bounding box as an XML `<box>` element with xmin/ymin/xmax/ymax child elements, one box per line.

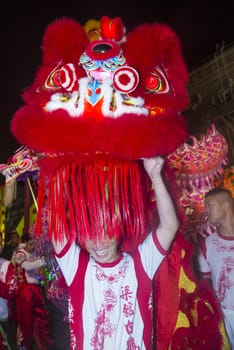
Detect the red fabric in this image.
<box><xmin>171</xmin><ymin>280</ymin><xmax>223</xmax><ymax>350</ymax></box>
<box><xmin>0</xmin><ymin>262</ymin><xmax>17</xmax><ymax>300</ymax></box>
<box><xmin>154</xmin><ymin>234</ymin><xmax>183</xmax><ymax>350</ymax></box>
<box><xmin>16</xmin><ymin>283</ymin><xmax>53</xmax><ymax>350</ymax></box>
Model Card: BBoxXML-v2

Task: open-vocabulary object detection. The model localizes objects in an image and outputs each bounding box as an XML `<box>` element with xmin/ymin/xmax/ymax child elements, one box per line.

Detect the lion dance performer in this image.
<box><xmin>10</xmin><ymin>16</ymin><xmax>230</xmax><ymax>349</ymax></box>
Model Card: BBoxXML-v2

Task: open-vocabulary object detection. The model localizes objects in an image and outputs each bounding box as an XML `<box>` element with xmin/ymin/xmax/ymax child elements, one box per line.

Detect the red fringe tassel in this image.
<box><xmin>35</xmin><ymin>157</ymin><xmax>152</xmax><ymax>250</ymax></box>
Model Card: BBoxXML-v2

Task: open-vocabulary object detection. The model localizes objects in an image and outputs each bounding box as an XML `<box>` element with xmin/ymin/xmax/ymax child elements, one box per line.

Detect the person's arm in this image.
<box><xmin>52</xmin><ymin>234</ymin><xmax>80</xmax><ymax>287</ymax></box>
<box><xmin>21</xmin><ymin>257</ymin><xmax>45</xmax><ymax>271</ymax></box>
<box><xmin>143</xmin><ymin>156</ymin><xmax>179</xmax><ymax>251</ymax></box>
<box><xmin>14</xmin><ymin>250</ymin><xmax>45</xmax><ymax>270</ymax></box>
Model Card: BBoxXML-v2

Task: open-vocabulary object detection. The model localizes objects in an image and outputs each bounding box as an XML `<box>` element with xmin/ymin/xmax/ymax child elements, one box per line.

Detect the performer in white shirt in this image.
<box><xmin>53</xmin><ymin>156</ymin><xmax>179</xmax><ymax>350</ymax></box>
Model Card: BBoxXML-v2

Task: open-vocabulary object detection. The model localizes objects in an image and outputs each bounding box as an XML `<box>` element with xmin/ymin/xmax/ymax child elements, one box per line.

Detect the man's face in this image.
<box><xmin>84</xmin><ymin>237</ymin><xmax>118</xmax><ymax>263</ymax></box>
<box><xmin>11</xmin><ymin>233</ymin><xmax>19</xmax><ymax>247</ymax></box>
<box><xmin>205</xmin><ymin>196</ymin><xmax>224</xmax><ymax>224</ymax></box>
<box><xmin>25</xmin><ymin>239</ymin><xmax>35</xmax><ymax>253</ymax></box>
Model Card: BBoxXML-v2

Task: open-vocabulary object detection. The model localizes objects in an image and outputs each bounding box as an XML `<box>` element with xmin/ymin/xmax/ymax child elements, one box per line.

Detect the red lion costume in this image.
<box><xmin>11</xmin><ymin>16</ymin><xmax>188</xmax><ymax>247</ymax></box>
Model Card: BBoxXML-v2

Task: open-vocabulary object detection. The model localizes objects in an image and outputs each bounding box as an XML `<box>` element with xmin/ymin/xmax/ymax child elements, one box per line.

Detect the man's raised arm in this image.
<box><xmin>143</xmin><ymin>156</ymin><xmax>179</xmax><ymax>250</ymax></box>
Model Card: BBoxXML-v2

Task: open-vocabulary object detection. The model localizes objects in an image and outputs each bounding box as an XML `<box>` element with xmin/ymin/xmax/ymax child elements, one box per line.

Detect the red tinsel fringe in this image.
<box><xmin>35</xmin><ymin>157</ymin><xmax>152</xmax><ymax>249</ymax></box>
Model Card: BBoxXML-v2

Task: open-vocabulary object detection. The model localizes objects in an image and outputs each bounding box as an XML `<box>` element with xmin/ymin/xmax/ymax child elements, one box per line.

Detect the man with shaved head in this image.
<box><xmin>198</xmin><ymin>188</ymin><xmax>234</xmax><ymax>348</ymax></box>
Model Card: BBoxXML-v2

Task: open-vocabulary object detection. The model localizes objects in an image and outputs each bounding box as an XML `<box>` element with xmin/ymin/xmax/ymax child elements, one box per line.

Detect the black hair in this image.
<box><xmin>21</xmin><ymin>233</ymin><xmax>31</xmax><ymax>243</ymax></box>
<box><xmin>205</xmin><ymin>188</ymin><xmax>232</xmax><ymax>198</ymax></box>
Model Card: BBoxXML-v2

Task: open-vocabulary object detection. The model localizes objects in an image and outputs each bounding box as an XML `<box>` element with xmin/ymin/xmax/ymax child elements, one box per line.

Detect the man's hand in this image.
<box><xmin>143</xmin><ymin>156</ymin><xmax>165</xmax><ymax>180</ymax></box>
<box><xmin>199</xmin><ymin>220</ymin><xmax>217</xmax><ymax>238</ymax></box>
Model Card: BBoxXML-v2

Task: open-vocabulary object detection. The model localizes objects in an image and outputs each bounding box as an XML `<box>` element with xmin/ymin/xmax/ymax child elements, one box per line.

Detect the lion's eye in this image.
<box><xmin>44</xmin><ymin>63</ymin><xmax>78</xmax><ymax>91</ymax></box>
<box><xmin>143</xmin><ymin>66</ymin><xmax>170</xmax><ymax>94</ymax></box>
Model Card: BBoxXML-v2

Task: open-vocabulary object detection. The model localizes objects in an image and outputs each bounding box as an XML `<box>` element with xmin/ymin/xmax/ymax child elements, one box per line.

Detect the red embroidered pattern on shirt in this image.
<box><xmin>94</xmin><ymin>259</ymin><xmax>129</xmax><ymax>283</ymax></box>
<box><xmin>217</xmin><ymin>256</ymin><xmax>234</xmax><ymax>307</ymax></box>
<box><xmin>127</xmin><ymin>336</ymin><xmax>140</xmax><ymax>350</ymax></box>
<box><xmin>213</xmin><ymin>237</ymin><xmax>234</xmax><ymax>252</ymax></box>
<box><xmin>125</xmin><ymin>319</ymin><xmax>133</xmax><ymax>334</ymax></box>
<box><xmin>120</xmin><ymin>285</ymin><xmax>133</xmax><ymax>301</ymax></box>
<box><xmin>121</xmin><ymin>285</ymin><xmax>137</xmax><ymax>342</ymax></box>
<box><xmin>68</xmin><ymin>298</ymin><xmax>77</xmax><ymax>350</ymax></box>
<box><xmin>90</xmin><ymin>288</ymin><xmax>117</xmax><ymax>349</ymax></box>
<box><xmin>123</xmin><ymin>302</ymin><xmax>134</xmax><ymax>317</ymax></box>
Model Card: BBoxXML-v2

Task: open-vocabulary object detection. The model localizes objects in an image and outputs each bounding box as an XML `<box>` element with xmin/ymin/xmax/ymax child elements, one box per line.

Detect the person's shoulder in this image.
<box><xmin>0</xmin><ymin>257</ymin><xmax>9</xmax><ymax>265</ymax></box>
<box><xmin>0</xmin><ymin>257</ymin><xmax>13</xmax><ymax>272</ymax></box>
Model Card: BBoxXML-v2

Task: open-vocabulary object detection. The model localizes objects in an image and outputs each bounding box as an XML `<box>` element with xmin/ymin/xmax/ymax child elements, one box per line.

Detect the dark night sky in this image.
<box><xmin>1</xmin><ymin>0</ymin><xmax>233</xmax><ymax>164</ymax></box>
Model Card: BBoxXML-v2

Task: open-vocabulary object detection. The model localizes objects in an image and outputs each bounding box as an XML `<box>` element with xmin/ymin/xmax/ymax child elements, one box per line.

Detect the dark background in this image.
<box><xmin>1</xmin><ymin>0</ymin><xmax>233</xmax><ymax>164</ymax></box>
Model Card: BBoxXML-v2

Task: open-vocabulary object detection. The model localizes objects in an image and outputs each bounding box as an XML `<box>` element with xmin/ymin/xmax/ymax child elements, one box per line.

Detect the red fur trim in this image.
<box><xmin>11</xmin><ymin>106</ymin><xmax>187</xmax><ymax>159</ymax></box>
